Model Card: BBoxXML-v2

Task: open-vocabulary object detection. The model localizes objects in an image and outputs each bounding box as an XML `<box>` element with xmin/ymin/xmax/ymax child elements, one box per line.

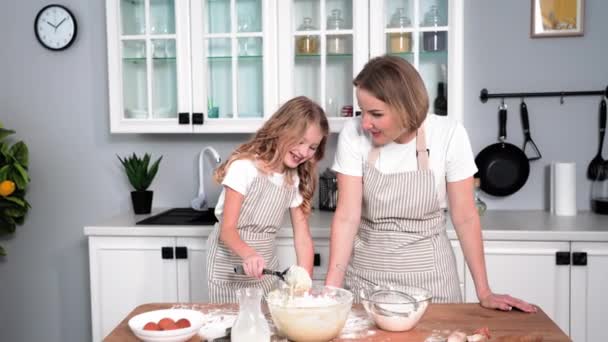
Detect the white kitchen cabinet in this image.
<box><xmin>451</xmin><ymin>239</ymin><xmax>465</xmax><ymax>299</ymax></box>
<box><xmin>106</xmin><ymin>0</ymin><xmax>278</xmax><ymax>133</ymax></box>
<box><xmin>88</xmin><ymin>235</ymin><xmax>207</xmax><ymax>342</ymax></box>
<box><xmin>570</xmin><ymin>242</ymin><xmax>608</xmax><ymax>342</ymax></box>
<box><xmin>464</xmin><ymin>241</ymin><xmax>571</xmax><ymax>336</ymax></box>
<box><xmin>107</xmin><ymin>0</ymin><xmax>463</xmax><ymax>133</ymax></box>
<box><xmin>276</xmin><ymin>238</ymin><xmax>330</xmax><ymax>280</ymax></box>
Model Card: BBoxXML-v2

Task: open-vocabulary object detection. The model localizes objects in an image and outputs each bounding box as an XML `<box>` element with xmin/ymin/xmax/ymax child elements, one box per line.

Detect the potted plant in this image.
<box><xmin>117</xmin><ymin>153</ymin><xmax>162</xmax><ymax>214</ymax></box>
<box><xmin>0</xmin><ymin>122</ymin><xmax>31</xmax><ymax>256</ymax></box>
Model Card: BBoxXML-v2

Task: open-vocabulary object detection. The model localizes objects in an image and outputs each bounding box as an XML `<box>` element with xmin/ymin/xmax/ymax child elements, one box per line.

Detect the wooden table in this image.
<box><xmin>105</xmin><ymin>303</ymin><xmax>570</xmax><ymax>341</ymax></box>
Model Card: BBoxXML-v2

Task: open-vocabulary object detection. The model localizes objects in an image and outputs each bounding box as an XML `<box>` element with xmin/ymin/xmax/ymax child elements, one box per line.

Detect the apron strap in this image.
<box><xmin>367</xmin><ymin>125</ymin><xmax>429</xmax><ymax>170</ymax></box>
<box><xmin>416</xmin><ymin>125</ymin><xmax>429</xmax><ymax>171</ymax></box>
<box><xmin>367</xmin><ymin>147</ymin><xmax>381</xmax><ymax>166</ymax></box>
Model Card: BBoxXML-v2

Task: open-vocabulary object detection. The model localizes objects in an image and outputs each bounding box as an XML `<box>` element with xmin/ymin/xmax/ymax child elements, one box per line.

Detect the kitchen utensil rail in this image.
<box><xmin>479</xmin><ymin>86</ymin><xmax>608</xmax><ymax>103</ymax></box>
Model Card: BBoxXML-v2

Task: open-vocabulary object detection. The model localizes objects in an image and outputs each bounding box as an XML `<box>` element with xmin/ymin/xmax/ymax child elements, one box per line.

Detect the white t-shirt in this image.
<box><xmin>332</xmin><ymin>114</ymin><xmax>478</xmax><ymax>208</ymax></box>
<box><xmin>214</xmin><ymin>159</ymin><xmax>304</xmax><ymax>220</ymax></box>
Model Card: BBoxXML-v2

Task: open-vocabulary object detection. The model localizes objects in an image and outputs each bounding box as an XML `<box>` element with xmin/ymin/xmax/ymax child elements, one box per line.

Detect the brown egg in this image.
<box><xmin>143</xmin><ymin>322</ymin><xmax>160</xmax><ymax>331</ymax></box>
<box><xmin>157</xmin><ymin>317</ymin><xmax>176</xmax><ymax>330</ymax></box>
<box><xmin>175</xmin><ymin>318</ymin><xmax>191</xmax><ymax>329</ymax></box>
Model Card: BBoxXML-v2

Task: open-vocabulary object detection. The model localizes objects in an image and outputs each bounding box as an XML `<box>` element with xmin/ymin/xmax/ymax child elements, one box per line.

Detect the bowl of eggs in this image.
<box><xmin>360</xmin><ymin>285</ymin><xmax>432</xmax><ymax>332</ymax></box>
<box><xmin>128</xmin><ymin>308</ymin><xmax>205</xmax><ymax>342</ymax></box>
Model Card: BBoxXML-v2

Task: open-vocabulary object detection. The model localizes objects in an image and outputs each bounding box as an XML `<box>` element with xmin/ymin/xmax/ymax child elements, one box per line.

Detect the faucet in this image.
<box><xmin>191</xmin><ymin>147</ymin><xmax>222</xmax><ymax>211</ymax></box>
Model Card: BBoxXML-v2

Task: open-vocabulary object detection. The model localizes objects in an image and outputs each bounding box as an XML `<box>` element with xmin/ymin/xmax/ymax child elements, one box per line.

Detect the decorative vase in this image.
<box><xmin>131</xmin><ymin>190</ymin><xmax>153</xmax><ymax>214</ymax></box>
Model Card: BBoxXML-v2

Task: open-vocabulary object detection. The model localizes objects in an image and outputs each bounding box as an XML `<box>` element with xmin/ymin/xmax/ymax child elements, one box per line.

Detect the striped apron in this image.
<box><xmin>345</xmin><ymin>126</ymin><xmax>462</xmax><ymax>303</ymax></box>
<box><xmin>207</xmin><ymin>175</ymin><xmax>296</xmax><ymax>303</ymax></box>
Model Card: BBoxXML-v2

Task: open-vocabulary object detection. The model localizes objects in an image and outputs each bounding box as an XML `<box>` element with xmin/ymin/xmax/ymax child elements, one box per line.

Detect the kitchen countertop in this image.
<box><xmin>84</xmin><ymin>209</ymin><xmax>608</xmax><ymax>241</ymax></box>
<box><xmin>105</xmin><ymin>302</ymin><xmax>570</xmax><ymax>341</ymax></box>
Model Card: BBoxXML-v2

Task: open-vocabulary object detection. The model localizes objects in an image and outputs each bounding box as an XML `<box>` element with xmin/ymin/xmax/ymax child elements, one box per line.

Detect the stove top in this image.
<box><xmin>136</xmin><ymin>208</ymin><xmax>218</xmax><ymax>225</ymax></box>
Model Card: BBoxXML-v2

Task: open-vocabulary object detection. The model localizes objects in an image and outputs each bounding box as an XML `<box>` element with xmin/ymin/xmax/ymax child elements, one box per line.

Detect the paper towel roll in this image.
<box><xmin>552</xmin><ymin>162</ymin><xmax>577</xmax><ymax>216</ymax></box>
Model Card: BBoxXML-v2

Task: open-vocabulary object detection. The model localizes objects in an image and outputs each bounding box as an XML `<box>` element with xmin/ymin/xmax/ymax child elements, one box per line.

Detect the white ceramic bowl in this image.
<box><xmin>267</xmin><ymin>285</ymin><xmax>353</xmax><ymax>342</ymax></box>
<box><xmin>128</xmin><ymin>308</ymin><xmax>205</xmax><ymax>342</ymax></box>
<box><xmin>360</xmin><ymin>285</ymin><xmax>432</xmax><ymax>332</ymax></box>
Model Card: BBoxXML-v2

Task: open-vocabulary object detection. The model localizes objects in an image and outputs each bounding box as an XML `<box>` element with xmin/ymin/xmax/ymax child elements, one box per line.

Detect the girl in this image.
<box><xmin>207</xmin><ymin>96</ymin><xmax>329</xmax><ymax>303</ymax></box>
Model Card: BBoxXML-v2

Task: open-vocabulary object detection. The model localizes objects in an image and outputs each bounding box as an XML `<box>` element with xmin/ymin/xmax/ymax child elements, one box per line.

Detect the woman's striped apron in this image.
<box><xmin>207</xmin><ymin>175</ymin><xmax>296</xmax><ymax>303</ymax></box>
<box><xmin>345</xmin><ymin>126</ymin><xmax>461</xmax><ymax>303</ymax></box>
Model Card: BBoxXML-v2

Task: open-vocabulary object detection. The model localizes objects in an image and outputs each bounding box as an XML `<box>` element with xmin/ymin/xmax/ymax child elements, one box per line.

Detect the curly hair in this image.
<box><xmin>214</xmin><ymin>96</ymin><xmax>329</xmax><ymax>214</ymax></box>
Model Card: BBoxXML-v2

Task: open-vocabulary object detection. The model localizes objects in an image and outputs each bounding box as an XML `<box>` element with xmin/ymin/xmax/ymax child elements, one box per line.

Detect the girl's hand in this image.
<box><xmin>479</xmin><ymin>292</ymin><xmax>538</xmax><ymax>313</ymax></box>
<box><xmin>242</xmin><ymin>253</ymin><xmax>265</xmax><ymax>279</ymax></box>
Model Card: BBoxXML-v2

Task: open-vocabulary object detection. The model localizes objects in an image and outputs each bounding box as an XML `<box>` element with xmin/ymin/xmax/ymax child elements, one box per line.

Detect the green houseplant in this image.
<box><xmin>117</xmin><ymin>153</ymin><xmax>162</xmax><ymax>214</ymax></box>
<box><xmin>0</xmin><ymin>123</ymin><xmax>30</xmax><ymax>256</ymax></box>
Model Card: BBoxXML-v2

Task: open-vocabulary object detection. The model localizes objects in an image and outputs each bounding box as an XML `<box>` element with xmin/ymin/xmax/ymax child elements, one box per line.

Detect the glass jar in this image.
<box><xmin>388</xmin><ymin>8</ymin><xmax>412</xmax><ymax>53</ymax></box>
<box><xmin>474</xmin><ymin>178</ymin><xmax>487</xmax><ymax>216</ymax></box>
<box><xmin>327</xmin><ymin>9</ymin><xmax>346</xmax><ymax>54</ymax></box>
<box><xmin>422</xmin><ymin>5</ymin><xmax>446</xmax><ymax>52</ymax></box>
<box><xmin>231</xmin><ymin>288</ymin><xmax>271</xmax><ymax>342</ymax></box>
<box><xmin>591</xmin><ymin>165</ymin><xmax>608</xmax><ymax>215</ymax></box>
<box><xmin>296</xmin><ymin>17</ymin><xmax>319</xmax><ymax>54</ymax></box>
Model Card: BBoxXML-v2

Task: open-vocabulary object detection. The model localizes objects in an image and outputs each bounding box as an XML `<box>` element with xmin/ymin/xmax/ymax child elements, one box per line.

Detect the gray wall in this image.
<box><xmin>0</xmin><ymin>1</ymin><xmax>606</xmax><ymax>341</ymax></box>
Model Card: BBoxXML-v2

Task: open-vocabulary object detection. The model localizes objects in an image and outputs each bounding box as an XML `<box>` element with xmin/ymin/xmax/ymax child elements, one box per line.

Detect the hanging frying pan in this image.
<box><xmin>475</xmin><ymin>104</ymin><xmax>530</xmax><ymax>196</ymax></box>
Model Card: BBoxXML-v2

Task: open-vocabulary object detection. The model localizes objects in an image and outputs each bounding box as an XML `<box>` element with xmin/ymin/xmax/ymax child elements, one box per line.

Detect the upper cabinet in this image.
<box><xmin>106</xmin><ymin>0</ymin><xmax>462</xmax><ymax>133</ymax></box>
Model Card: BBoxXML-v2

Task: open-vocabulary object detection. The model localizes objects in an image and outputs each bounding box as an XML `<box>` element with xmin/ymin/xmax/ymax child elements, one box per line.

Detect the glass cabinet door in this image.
<box><xmin>278</xmin><ymin>0</ymin><xmax>368</xmax><ymax>132</ymax></box>
<box><xmin>108</xmin><ymin>0</ymin><xmax>190</xmax><ymax>132</ymax></box>
<box><xmin>370</xmin><ymin>0</ymin><xmax>463</xmax><ymax>121</ymax></box>
<box><xmin>191</xmin><ymin>0</ymin><xmax>277</xmax><ymax>132</ymax></box>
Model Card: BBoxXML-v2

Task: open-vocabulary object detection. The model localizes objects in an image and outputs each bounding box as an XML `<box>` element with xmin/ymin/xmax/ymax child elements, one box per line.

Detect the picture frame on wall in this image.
<box><xmin>531</xmin><ymin>0</ymin><xmax>584</xmax><ymax>37</ymax></box>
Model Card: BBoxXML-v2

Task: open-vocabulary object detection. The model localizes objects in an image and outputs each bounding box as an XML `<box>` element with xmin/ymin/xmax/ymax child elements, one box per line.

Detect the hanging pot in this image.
<box><xmin>475</xmin><ymin>104</ymin><xmax>530</xmax><ymax>196</ymax></box>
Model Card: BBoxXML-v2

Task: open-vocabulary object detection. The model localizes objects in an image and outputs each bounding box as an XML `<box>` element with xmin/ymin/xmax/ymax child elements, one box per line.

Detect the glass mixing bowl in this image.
<box><xmin>360</xmin><ymin>284</ymin><xmax>432</xmax><ymax>332</ymax></box>
<box><xmin>266</xmin><ymin>285</ymin><xmax>353</xmax><ymax>342</ymax></box>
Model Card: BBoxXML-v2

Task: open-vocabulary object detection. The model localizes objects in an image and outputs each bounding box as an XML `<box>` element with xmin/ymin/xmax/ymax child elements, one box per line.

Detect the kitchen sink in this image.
<box><xmin>136</xmin><ymin>208</ymin><xmax>218</xmax><ymax>225</ymax></box>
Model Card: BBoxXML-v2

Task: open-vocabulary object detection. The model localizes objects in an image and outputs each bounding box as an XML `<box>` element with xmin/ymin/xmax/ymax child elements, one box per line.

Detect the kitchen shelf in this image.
<box><xmin>206</xmin><ymin>55</ymin><xmax>263</xmax><ymax>60</ymax></box>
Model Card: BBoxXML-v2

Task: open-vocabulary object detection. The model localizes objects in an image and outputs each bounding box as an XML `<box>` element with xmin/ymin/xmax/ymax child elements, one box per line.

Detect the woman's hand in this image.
<box><xmin>242</xmin><ymin>253</ymin><xmax>265</xmax><ymax>279</ymax></box>
<box><xmin>479</xmin><ymin>292</ymin><xmax>538</xmax><ymax>313</ymax></box>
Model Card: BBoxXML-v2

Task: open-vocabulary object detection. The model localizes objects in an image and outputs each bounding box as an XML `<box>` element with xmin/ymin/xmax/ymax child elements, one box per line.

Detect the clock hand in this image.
<box><xmin>56</xmin><ymin>17</ymin><xmax>67</xmax><ymax>28</ymax></box>
<box><xmin>45</xmin><ymin>20</ymin><xmax>56</xmax><ymax>29</ymax></box>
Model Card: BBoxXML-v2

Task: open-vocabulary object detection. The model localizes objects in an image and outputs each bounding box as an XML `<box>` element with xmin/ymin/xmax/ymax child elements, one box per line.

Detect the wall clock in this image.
<box><xmin>34</xmin><ymin>4</ymin><xmax>78</xmax><ymax>51</ymax></box>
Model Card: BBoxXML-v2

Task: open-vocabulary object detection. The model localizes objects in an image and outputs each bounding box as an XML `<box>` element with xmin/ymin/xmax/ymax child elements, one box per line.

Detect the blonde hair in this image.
<box><xmin>353</xmin><ymin>55</ymin><xmax>429</xmax><ymax>132</ymax></box>
<box><xmin>214</xmin><ymin>96</ymin><xmax>329</xmax><ymax>214</ymax></box>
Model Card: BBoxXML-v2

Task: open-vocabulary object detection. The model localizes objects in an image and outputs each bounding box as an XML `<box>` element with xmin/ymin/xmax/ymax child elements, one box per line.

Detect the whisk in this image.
<box><xmin>587</xmin><ymin>99</ymin><xmax>607</xmax><ymax>180</ymax></box>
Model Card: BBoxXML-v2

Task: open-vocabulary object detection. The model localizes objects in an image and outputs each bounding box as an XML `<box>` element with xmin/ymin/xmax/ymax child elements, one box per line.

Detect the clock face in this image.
<box><xmin>34</xmin><ymin>5</ymin><xmax>77</xmax><ymax>51</ymax></box>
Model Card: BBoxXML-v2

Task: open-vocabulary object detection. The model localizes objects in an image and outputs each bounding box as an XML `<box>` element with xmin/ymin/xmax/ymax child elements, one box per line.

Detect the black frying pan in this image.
<box><xmin>475</xmin><ymin>105</ymin><xmax>530</xmax><ymax>196</ymax></box>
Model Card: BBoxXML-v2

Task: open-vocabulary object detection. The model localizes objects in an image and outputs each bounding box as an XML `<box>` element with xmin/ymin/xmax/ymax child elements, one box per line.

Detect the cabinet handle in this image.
<box><xmin>175</xmin><ymin>246</ymin><xmax>188</xmax><ymax>259</ymax></box>
<box><xmin>313</xmin><ymin>253</ymin><xmax>321</xmax><ymax>267</ymax></box>
<box><xmin>161</xmin><ymin>247</ymin><xmax>174</xmax><ymax>259</ymax></box>
<box><xmin>192</xmin><ymin>113</ymin><xmax>204</xmax><ymax>125</ymax></box>
<box><xmin>178</xmin><ymin>112</ymin><xmax>190</xmax><ymax>124</ymax></box>
<box><xmin>572</xmin><ymin>252</ymin><xmax>587</xmax><ymax>266</ymax></box>
<box><xmin>555</xmin><ymin>251</ymin><xmax>570</xmax><ymax>265</ymax></box>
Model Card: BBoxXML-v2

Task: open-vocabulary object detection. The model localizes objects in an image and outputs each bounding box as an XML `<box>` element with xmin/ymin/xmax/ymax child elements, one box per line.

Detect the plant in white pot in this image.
<box><xmin>117</xmin><ymin>153</ymin><xmax>162</xmax><ymax>214</ymax></box>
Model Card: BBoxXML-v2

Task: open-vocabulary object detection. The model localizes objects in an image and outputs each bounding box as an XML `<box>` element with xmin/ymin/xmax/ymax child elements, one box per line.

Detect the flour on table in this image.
<box><xmin>337</xmin><ymin>310</ymin><xmax>376</xmax><ymax>339</ymax></box>
<box><xmin>197</xmin><ymin>308</ymin><xmax>237</xmax><ymax>340</ymax></box>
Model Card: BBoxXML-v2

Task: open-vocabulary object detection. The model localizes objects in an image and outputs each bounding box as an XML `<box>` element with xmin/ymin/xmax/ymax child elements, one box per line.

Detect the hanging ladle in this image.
<box><xmin>233</xmin><ymin>265</ymin><xmax>289</xmax><ymax>282</ymax></box>
<box><xmin>587</xmin><ymin>99</ymin><xmax>607</xmax><ymax>180</ymax></box>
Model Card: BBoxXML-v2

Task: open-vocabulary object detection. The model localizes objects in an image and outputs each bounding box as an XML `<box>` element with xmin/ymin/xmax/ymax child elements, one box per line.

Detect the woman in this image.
<box><xmin>324</xmin><ymin>56</ymin><xmax>535</xmax><ymax>312</ymax></box>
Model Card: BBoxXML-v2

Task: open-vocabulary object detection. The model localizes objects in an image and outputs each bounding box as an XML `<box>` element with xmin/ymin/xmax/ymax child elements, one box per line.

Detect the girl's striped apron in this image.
<box><xmin>207</xmin><ymin>175</ymin><xmax>296</xmax><ymax>303</ymax></box>
<box><xmin>345</xmin><ymin>126</ymin><xmax>461</xmax><ymax>303</ymax></box>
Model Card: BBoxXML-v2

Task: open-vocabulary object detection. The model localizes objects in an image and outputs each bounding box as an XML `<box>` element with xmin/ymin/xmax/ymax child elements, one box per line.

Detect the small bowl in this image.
<box><xmin>128</xmin><ymin>308</ymin><xmax>205</xmax><ymax>342</ymax></box>
<box><xmin>267</xmin><ymin>285</ymin><xmax>353</xmax><ymax>342</ymax></box>
<box><xmin>360</xmin><ymin>285</ymin><xmax>432</xmax><ymax>332</ymax></box>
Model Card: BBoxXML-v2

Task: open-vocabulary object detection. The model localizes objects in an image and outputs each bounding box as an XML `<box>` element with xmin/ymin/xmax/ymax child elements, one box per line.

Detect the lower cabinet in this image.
<box><xmin>88</xmin><ymin>234</ymin><xmax>607</xmax><ymax>342</ymax></box>
<box><xmin>464</xmin><ymin>240</ymin><xmax>608</xmax><ymax>341</ymax></box>
<box><xmin>87</xmin><ymin>236</ymin><xmax>208</xmax><ymax>342</ymax></box>
<box><xmin>570</xmin><ymin>242</ymin><xmax>608</xmax><ymax>342</ymax></box>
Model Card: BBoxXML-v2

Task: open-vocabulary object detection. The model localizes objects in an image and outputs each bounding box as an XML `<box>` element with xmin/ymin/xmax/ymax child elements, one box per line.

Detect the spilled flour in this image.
<box><xmin>337</xmin><ymin>309</ymin><xmax>377</xmax><ymax>339</ymax></box>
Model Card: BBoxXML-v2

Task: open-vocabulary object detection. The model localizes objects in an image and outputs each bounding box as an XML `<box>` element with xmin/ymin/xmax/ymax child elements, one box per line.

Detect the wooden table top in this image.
<box><xmin>105</xmin><ymin>303</ymin><xmax>570</xmax><ymax>342</ymax></box>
